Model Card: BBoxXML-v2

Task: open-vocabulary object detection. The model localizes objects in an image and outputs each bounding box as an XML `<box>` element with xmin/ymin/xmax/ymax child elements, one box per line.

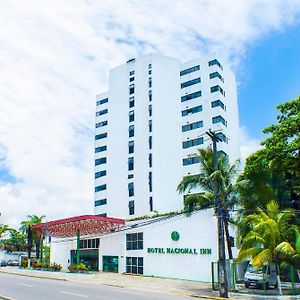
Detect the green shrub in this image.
<box><xmin>68</xmin><ymin>263</ymin><xmax>77</xmax><ymax>273</ymax></box>
<box><xmin>67</xmin><ymin>262</ymin><xmax>89</xmax><ymax>273</ymax></box>
<box><xmin>50</xmin><ymin>262</ymin><xmax>62</xmax><ymax>272</ymax></box>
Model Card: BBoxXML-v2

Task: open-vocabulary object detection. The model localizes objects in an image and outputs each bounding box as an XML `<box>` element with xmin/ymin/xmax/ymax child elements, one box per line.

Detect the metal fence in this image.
<box><xmin>211</xmin><ymin>260</ymin><xmax>300</xmax><ymax>296</ymax></box>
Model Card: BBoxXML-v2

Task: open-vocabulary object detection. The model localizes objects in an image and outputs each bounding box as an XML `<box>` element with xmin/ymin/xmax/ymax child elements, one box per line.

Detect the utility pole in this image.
<box><xmin>206</xmin><ymin>129</ymin><xmax>228</xmax><ymax>298</ymax></box>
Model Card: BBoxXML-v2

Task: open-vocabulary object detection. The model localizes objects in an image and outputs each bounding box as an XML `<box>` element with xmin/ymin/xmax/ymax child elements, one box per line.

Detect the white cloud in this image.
<box><xmin>0</xmin><ymin>0</ymin><xmax>299</xmax><ymax>227</ymax></box>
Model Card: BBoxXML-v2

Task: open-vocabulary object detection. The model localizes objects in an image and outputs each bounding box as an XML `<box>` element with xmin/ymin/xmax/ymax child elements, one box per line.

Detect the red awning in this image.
<box><xmin>32</xmin><ymin>215</ymin><xmax>125</xmax><ymax>238</ymax></box>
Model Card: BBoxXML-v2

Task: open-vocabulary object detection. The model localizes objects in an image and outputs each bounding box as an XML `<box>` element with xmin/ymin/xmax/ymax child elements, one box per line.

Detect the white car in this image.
<box><xmin>244</xmin><ymin>264</ymin><xmax>278</xmax><ymax>289</ymax></box>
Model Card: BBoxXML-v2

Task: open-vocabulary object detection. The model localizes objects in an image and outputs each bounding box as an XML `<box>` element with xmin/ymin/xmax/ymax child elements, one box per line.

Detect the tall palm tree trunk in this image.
<box><xmin>223</xmin><ymin>213</ymin><xmax>233</xmax><ymax>259</ymax></box>
<box><xmin>35</xmin><ymin>240</ymin><xmax>40</xmax><ymax>260</ymax></box>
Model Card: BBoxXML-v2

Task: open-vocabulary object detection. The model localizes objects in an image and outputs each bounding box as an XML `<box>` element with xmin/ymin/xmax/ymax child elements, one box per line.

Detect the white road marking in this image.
<box><xmin>61</xmin><ymin>291</ymin><xmax>88</xmax><ymax>298</ymax></box>
<box><xmin>17</xmin><ymin>283</ymin><xmax>34</xmax><ymax>287</ymax></box>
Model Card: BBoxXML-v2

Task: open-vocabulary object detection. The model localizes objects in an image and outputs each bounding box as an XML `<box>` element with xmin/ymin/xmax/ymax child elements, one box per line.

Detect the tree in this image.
<box><xmin>236</xmin><ymin>201</ymin><xmax>295</xmax><ymax>295</ymax></box>
<box><xmin>241</xmin><ymin>97</ymin><xmax>300</xmax><ymax>211</ymax></box>
<box><xmin>237</xmin><ymin>152</ymin><xmax>290</xmax><ymax>211</ymax></box>
<box><xmin>20</xmin><ymin>215</ymin><xmax>45</xmax><ymax>261</ymax></box>
<box><xmin>177</xmin><ymin>147</ymin><xmax>240</xmax><ymax>259</ymax></box>
<box><xmin>0</xmin><ymin>224</ymin><xmax>11</xmax><ymax>239</ymax></box>
<box><xmin>1</xmin><ymin>229</ymin><xmax>27</xmax><ymax>252</ymax></box>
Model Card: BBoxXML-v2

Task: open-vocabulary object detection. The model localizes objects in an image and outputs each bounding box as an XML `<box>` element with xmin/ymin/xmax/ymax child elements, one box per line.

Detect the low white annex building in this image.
<box><xmin>48</xmin><ymin>54</ymin><xmax>240</xmax><ymax>282</ymax></box>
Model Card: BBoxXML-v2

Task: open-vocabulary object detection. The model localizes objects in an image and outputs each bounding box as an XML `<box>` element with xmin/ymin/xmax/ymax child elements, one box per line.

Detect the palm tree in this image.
<box><xmin>0</xmin><ymin>224</ymin><xmax>12</xmax><ymax>238</ymax></box>
<box><xmin>275</xmin><ymin>225</ymin><xmax>300</xmax><ymax>281</ymax></box>
<box><xmin>236</xmin><ymin>201</ymin><xmax>295</xmax><ymax>295</ymax></box>
<box><xmin>20</xmin><ymin>215</ymin><xmax>45</xmax><ymax>261</ymax></box>
<box><xmin>177</xmin><ymin>147</ymin><xmax>240</xmax><ymax>259</ymax></box>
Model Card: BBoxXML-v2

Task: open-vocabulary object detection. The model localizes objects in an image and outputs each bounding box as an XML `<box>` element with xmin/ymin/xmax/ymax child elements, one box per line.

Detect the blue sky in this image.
<box><xmin>238</xmin><ymin>23</ymin><xmax>300</xmax><ymax>141</ymax></box>
<box><xmin>0</xmin><ymin>1</ymin><xmax>299</xmax><ymax>227</ymax></box>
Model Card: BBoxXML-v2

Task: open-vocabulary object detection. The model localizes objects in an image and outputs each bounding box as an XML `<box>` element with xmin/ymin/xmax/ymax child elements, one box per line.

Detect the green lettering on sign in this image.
<box><xmin>147</xmin><ymin>247</ymin><xmax>212</xmax><ymax>255</ymax></box>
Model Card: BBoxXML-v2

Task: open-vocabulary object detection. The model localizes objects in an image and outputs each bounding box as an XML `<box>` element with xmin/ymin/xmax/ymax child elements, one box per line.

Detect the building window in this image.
<box><xmin>128</xmin><ymin>141</ymin><xmax>134</xmax><ymax>154</ymax></box>
<box><xmin>216</xmin><ymin>132</ymin><xmax>228</xmax><ymax>143</ymax></box>
<box><xmin>129</xmin><ymin>96</ymin><xmax>135</xmax><ymax>108</ymax></box>
<box><xmin>128</xmin><ymin>201</ymin><xmax>135</xmax><ymax>215</ymax></box>
<box><xmin>212</xmin><ymin>115</ymin><xmax>226</xmax><ymax>125</ymax></box>
<box><xmin>183</xmin><ymin>156</ymin><xmax>200</xmax><ymax>166</ymax></box>
<box><xmin>148</xmin><ymin>105</ymin><xmax>152</xmax><ymax>117</ymax></box>
<box><xmin>95</xmin><ymin>199</ymin><xmax>107</xmax><ymax>207</ymax></box>
<box><xmin>129</xmin><ymin>111</ymin><xmax>135</xmax><ymax>122</ymax></box>
<box><xmin>180</xmin><ymin>65</ymin><xmax>200</xmax><ymax>76</ymax></box>
<box><xmin>208</xmin><ymin>59</ymin><xmax>223</xmax><ymax>70</ymax></box>
<box><xmin>95</xmin><ymin>133</ymin><xmax>107</xmax><ymax>140</ymax></box>
<box><xmin>182</xmin><ymin>121</ymin><xmax>203</xmax><ymax>132</ymax></box>
<box><xmin>128</xmin><ymin>157</ymin><xmax>134</xmax><ymax>171</ymax></box>
<box><xmin>211</xmin><ymin>85</ymin><xmax>224</xmax><ymax>96</ymax></box>
<box><xmin>97</xmin><ymin>213</ymin><xmax>107</xmax><ymax>217</ymax></box>
<box><xmin>96</xmin><ymin>120</ymin><xmax>108</xmax><ymax>128</ymax></box>
<box><xmin>181</xmin><ymin>91</ymin><xmax>201</xmax><ymax>102</ymax></box>
<box><xmin>95</xmin><ymin>170</ymin><xmax>106</xmax><ymax>178</ymax></box>
<box><xmin>129</xmin><ymin>70</ymin><xmax>135</xmax><ymax>76</ymax></box>
<box><xmin>95</xmin><ymin>184</ymin><xmax>106</xmax><ymax>192</ymax></box>
<box><xmin>149</xmin><ymin>136</ymin><xmax>152</xmax><ymax>149</ymax></box>
<box><xmin>126</xmin><ymin>257</ymin><xmax>143</xmax><ymax>274</ymax></box>
<box><xmin>182</xmin><ymin>137</ymin><xmax>204</xmax><ymax>149</ymax></box>
<box><xmin>149</xmin><ymin>172</ymin><xmax>152</xmax><ymax>192</ymax></box>
<box><xmin>148</xmin><ymin>120</ymin><xmax>152</xmax><ymax>132</ymax></box>
<box><xmin>95</xmin><ymin>146</ymin><xmax>107</xmax><ymax>153</ymax></box>
<box><xmin>96</xmin><ymin>109</ymin><xmax>108</xmax><ymax>117</ymax></box>
<box><xmin>182</xmin><ymin>105</ymin><xmax>202</xmax><ymax>116</ymax></box>
<box><xmin>129</xmin><ymin>76</ymin><xmax>134</xmax><ymax>82</ymax></box>
<box><xmin>129</xmin><ymin>84</ymin><xmax>135</xmax><ymax>95</ymax></box>
<box><xmin>80</xmin><ymin>238</ymin><xmax>100</xmax><ymax>249</ymax></box>
<box><xmin>210</xmin><ymin>72</ymin><xmax>224</xmax><ymax>82</ymax></box>
<box><xmin>211</xmin><ymin>99</ymin><xmax>225</xmax><ymax>110</ymax></box>
<box><xmin>128</xmin><ymin>182</ymin><xmax>134</xmax><ymax>197</ymax></box>
<box><xmin>149</xmin><ymin>197</ymin><xmax>153</xmax><ymax>211</ymax></box>
<box><xmin>218</xmin><ymin>150</ymin><xmax>228</xmax><ymax>158</ymax></box>
<box><xmin>148</xmin><ymin>90</ymin><xmax>152</xmax><ymax>101</ymax></box>
<box><xmin>129</xmin><ymin>125</ymin><xmax>134</xmax><ymax>138</ymax></box>
<box><xmin>95</xmin><ymin>157</ymin><xmax>107</xmax><ymax>166</ymax></box>
<box><xmin>96</xmin><ymin>98</ymin><xmax>108</xmax><ymax>106</ymax></box>
<box><xmin>149</xmin><ymin>153</ymin><xmax>152</xmax><ymax>168</ymax></box>
<box><xmin>148</xmin><ymin>70</ymin><xmax>152</xmax><ymax>75</ymax></box>
<box><xmin>181</xmin><ymin>78</ymin><xmax>201</xmax><ymax>89</ymax></box>
<box><xmin>126</xmin><ymin>233</ymin><xmax>143</xmax><ymax>250</ymax></box>
<box><xmin>128</xmin><ymin>174</ymin><xmax>134</xmax><ymax>179</ymax></box>
<box><xmin>148</xmin><ymin>64</ymin><xmax>152</xmax><ymax>69</ymax></box>
<box><xmin>148</xmin><ymin>78</ymin><xmax>152</xmax><ymax>88</ymax></box>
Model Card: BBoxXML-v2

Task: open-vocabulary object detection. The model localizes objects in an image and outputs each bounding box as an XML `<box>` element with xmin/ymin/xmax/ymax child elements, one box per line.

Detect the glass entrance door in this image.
<box><xmin>102</xmin><ymin>256</ymin><xmax>118</xmax><ymax>272</ymax></box>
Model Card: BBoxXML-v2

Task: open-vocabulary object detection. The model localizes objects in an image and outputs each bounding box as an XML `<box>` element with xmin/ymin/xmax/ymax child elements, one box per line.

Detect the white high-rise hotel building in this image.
<box><xmin>94</xmin><ymin>54</ymin><xmax>240</xmax><ymax>219</ymax></box>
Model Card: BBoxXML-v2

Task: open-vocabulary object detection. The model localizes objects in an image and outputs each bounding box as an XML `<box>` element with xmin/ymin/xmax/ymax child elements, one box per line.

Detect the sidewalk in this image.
<box><xmin>0</xmin><ymin>267</ymin><xmax>299</xmax><ymax>300</ymax></box>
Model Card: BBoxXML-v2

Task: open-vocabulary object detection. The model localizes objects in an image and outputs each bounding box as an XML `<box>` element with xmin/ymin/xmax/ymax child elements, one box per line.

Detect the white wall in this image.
<box><xmin>50</xmin><ymin>238</ymin><xmax>76</xmax><ymax>271</ymax></box>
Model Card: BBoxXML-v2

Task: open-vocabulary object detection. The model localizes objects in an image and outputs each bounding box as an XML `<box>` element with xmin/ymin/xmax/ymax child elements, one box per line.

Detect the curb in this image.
<box><xmin>0</xmin><ymin>270</ymin><xmax>67</xmax><ymax>281</ymax></box>
<box><xmin>189</xmin><ymin>295</ymin><xmax>236</xmax><ymax>300</ymax></box>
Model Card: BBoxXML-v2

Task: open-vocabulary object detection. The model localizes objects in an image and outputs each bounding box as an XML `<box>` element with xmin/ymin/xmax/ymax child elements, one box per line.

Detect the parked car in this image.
<box><xmin>244</xmin><ymin>263</ymin><xmax>277</xmax><ymax>289</ymax></box>
<box><xmin>0</xmin><ymin>260</ymin><xmax>7</xmax><ymax>267</ymax></box>
<box><xmin>7</xmin><ymin>260</ymin><xmax>19</xmax><ymax>266</ymax></box>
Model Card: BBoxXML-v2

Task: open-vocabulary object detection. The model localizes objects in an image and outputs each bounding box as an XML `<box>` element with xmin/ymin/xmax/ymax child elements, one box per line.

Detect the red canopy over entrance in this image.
<box><xmin>32</xmin><ymin>215</ymin><xmax>125</xmax><ymax>238</ymax></box>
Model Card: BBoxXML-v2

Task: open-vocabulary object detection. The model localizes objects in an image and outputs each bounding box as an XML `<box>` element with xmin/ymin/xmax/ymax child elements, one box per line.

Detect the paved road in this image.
<box><xmin>0</xmin><ymin>273</ymin><xmax>190</xmax><ymax>300</ymax></box>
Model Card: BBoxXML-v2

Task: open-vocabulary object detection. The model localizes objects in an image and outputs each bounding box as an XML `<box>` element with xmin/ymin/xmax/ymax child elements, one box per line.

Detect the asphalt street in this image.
<box><xmin>0</xmin><ymin>272</ymin><xmax>190</xmax><ymax>300</ymax></box>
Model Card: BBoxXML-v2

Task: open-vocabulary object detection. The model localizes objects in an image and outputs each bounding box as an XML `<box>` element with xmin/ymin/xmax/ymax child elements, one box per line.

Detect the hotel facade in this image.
<box><xmin>50</xmin><ymin>54</ymin><xmax>240</xmax><ymax>282</ymax></box>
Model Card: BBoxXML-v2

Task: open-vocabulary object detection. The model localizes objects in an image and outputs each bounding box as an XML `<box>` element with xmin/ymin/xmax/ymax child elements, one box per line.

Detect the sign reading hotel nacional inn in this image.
<box><xmin>147</xmin><ymin>247</ymin><xmax>212</xmax><ymax>255</ymax></box>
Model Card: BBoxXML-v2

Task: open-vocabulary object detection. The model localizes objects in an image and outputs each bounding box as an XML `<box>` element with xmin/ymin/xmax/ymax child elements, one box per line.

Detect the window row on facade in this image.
<box><xmin>96</xmin><ymin>98</ymin><xmax>108</xmax><ymax>106</ymax></box>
